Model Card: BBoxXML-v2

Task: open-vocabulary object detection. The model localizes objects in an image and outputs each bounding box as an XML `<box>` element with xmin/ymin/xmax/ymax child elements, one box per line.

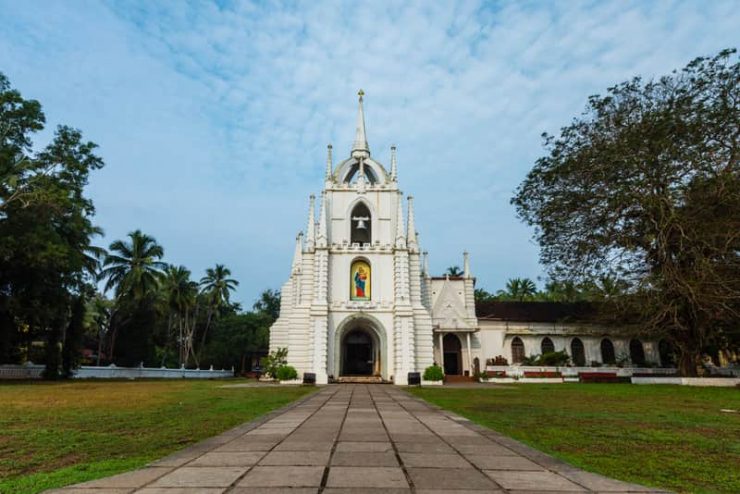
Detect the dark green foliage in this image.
<box><xmin>261</xmin><ymin>348</ymin><xmax>288</xmax><ymax>378</ymax></box>
<box><xmin>521</xmin><ymin>351</ymin><xmax>570</xmax><ymax>366</ymax></box>
<box><xmin>446</xmin><ymin>266</ymin><xmax>463</xmax><ymax>276</ymax></box>
<box><xmin>201</xmin><ymin>312</ymin><xmax>270</xmax><ymax>372</ymax></box>
<box><xmin>275</xmin><ymin>365</ymin><xmax>298</xmax><ymax>381</ymax></box>
<box><xmin>1</xmin><ymin>72</ymin><xmax>104</xmax><ymax>375</ymax></box>
<box><xmin>423</xmin><ymin>364</ymin><xmax>444</xmax><ymax>381</ymax></box>
<box><xmin>252</xmin><ymin>288</ymin><xmax>280</xmax><ymax>321</ymax></box>
<box><xmin>512</xmin><ymin>49</ymin><xmax>740</xmax><ymax>375</ymax></box>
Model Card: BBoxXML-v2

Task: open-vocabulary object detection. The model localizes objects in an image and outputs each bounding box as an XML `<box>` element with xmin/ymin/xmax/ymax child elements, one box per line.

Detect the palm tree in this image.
<box><xmin>98</xmin><ymin>230</ymin><xmax>166</xmax><ymax>362</ymax></box>
<box><xmin>446</xmin><ymin>266</ymin><xmax>463</xmax><ymax>276</ymax></box>
<box><xmin>500</xmin><ymin>277</ymin><xmax>538</xmax><ymax>301</ymax></box>
<box><xmin>99</xmin><ymin>230</ymin><xmax>167</xmax><ymax>300</ymax></box>
<box><xmin>197</xmin><ymin>264</ymin><xmax>239</xmax><ymax>360</ymax></box>
<box><xmin>163</xmin><ymin>265</ymin><xmax>198</xmax><ymax>366</ymax></box>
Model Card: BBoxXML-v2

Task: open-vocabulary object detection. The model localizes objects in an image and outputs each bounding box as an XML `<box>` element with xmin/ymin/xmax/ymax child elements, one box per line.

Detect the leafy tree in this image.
<box><xmin>253</xmin><ymin>288</ymin><xmax>281</xmax><ymax>322</ymax></box>
<box><xmin>0</xmin><ymin>73</ymin><xmax>105</xmax><ymax>377</ymax></box>
<box><xmin>446</xmin><ymin>266</ymin><xmax>463</xmax><ymax>277</ymax></box>
<box><xmin>512</xmin><ymin>49</ymin><xmax>740</xmax><ymax>375</ymax></box>
<box><xmin>201</xmin><ymin>312</ymin><xmax>270</xmax><ymax>373</ymax></box>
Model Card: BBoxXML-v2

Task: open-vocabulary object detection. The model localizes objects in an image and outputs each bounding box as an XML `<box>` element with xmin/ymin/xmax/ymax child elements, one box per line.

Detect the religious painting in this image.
<box><xmin>350</xmin><ymin>259</ymin><xmax>371</xmax><ymax>301</ymax></box>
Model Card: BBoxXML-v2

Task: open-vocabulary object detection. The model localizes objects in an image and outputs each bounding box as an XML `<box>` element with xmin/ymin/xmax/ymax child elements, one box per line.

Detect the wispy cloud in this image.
<box><xmin>0</xmin><ymin>0</ymin><xmax>737</xmax><ymax>303</ymax></box>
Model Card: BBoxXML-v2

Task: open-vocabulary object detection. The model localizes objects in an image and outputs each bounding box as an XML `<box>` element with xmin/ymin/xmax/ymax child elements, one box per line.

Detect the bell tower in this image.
<box><xmin>269</xmin><ymin>91</ymin><xmax>435</xmax><ymax>384</ymax></box>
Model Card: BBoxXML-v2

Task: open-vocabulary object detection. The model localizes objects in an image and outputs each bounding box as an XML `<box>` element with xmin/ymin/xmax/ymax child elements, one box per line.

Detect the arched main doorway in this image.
<box><xmin>340</xmin><ymin>327</ymin><xmax>380</xmax><ymax>376</ymax></box>
<box><xmin>443</xmin><ymin>333</ymin><xmax>462</xmax><ymax>375</ymax></box>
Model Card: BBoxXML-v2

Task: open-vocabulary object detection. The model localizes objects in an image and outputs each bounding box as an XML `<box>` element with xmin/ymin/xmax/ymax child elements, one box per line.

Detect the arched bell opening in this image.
<box><xmin>350</xmin><ymin>203</ymin><xmax>372</xmax><ymax>244</ymax></box>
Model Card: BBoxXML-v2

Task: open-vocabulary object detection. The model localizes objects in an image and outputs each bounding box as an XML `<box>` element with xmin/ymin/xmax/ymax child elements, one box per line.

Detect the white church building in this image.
<box><xmin>269</xmin><ymin>92</ymin><xmax>665</xmax><ymax>385</ymax></box>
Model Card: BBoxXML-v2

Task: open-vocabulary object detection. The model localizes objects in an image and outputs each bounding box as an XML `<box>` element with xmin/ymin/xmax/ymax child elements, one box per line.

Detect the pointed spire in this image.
<box><xmin>390</xmin><ymin>145</ymin><xmax>398</xmax><ymax>181</ymax></box>
<box><xmin>325</xmin><ymin>144</ymin><xmax>333</xmax><ymax>181</ymax></box>
<box><xmin>292</xmin><ymin>232</ymin><xmax>303</xmax><ymax>272</ymax></box>
<box><xmin>407</xmin><ymin>196</ymin><xmax>417</xmax><ymax>248</ymax></box>
<box><xmin>305</xmin><ymin>195</ymin><xmax>316</xmax><ymax>249</ymax></box>
<box><xmin>395</xmin><ymin>194</ymin><xmax>406</xmax><ymax>248</ymax></box>
<box><xmin>463</xmin><ymin>251</ymin><xmax>471</xmax><ymax>279</ymax></box>
<box><xmin>351</xmin><ymin>89</ymin><xmax>370</xmax><ymax>159</ymax></box>
<box><xmin>317</xmin><ymin>191</ymin><xmax>328</xmax><ymax>246</ymax></box>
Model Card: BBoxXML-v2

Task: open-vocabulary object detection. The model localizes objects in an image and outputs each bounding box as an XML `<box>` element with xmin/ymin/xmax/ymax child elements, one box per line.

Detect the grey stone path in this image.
<box><xmin>49</xmin><ymin>384</ymin><xmax>668</xmax><ymax>494</ymax></box>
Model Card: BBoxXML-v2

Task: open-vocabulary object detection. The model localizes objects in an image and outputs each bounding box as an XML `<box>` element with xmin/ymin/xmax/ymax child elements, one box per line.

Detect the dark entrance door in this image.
<box><xmin>343</xmin><ymin>330</ymin><xmax>373</xmax><ymax>375</ymax></box>
<box><xmin>443</xmin><ymin>333</ymin><xmax>462</xmax><ymax>375</ymax></box>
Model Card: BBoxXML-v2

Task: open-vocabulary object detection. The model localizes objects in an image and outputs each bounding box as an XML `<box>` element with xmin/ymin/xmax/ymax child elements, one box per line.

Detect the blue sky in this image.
<box><xmin>0</xmin><ymin>0</ymin><xmax>737</xmax><ymax>306</ymax></box>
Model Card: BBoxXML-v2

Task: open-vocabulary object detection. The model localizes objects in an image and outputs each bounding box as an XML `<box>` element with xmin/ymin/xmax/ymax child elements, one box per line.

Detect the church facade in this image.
<box><xmin>269</xmin><ymin>92</ymin><xmax>665</xmax><ymax>385</ymax></box>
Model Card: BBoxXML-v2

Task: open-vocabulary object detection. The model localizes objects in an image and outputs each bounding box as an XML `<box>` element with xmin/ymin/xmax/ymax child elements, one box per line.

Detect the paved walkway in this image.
<box><xmin>49</xmin><ymin>384</ymin><xmax>667</xmax><ymax>493</ymax></box>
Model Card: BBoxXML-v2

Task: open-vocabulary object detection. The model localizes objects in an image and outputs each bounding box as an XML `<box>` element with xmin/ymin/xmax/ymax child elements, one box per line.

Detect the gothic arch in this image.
<box><xmin>332</xmin><ymin>313</ymin><xmax>388</xmax><ymax>379</ymax></box>
<box><xmin>345</xmin><ymin>197</ymin><xmax>377</xmax><ymax>245</ymax></box>
<box><xmin>541</xmin><ymin>337</ymin><xmax>555</xmax><ymax>354</ymax></box>
<box><xmin>570</xmin><ymin>337</ymin><xmax>586</xmax><ymax>366</ymax></box>
<box><xmin>629</xmin><ymin>339</ymin><xmax>646</xmax><ymax>366</ymax></box>
<box><xmin>511</xmin><ymin>337</ymin><xmax>525</xmax><ymax>364</ymax></box>
<box><xmin>600</xmin><ymin>338</ymin><xmax>616</xmax><ymax>364</ymax></box>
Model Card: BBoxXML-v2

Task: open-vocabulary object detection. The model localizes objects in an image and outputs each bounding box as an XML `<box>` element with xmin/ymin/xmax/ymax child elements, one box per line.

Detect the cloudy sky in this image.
<box><xmin>0</xmin><ymin>0</ymin><xmax>737</xmax><ymax>305</ymax></box>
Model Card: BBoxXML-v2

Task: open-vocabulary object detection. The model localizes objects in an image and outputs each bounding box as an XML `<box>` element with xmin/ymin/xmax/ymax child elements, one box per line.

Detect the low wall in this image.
<box><xmin>632</xmin><ymin>377</ymin><xmax>740</xmax><ymax>387</ymax></box>
<box><xmin>0</xmin><ymin>363</ymin><xmax>233</xmax><ymax>380</ymax></box>
<box><xmin>485</xmin><ymin>365</ymin><xmax>677</xmax><ymax>378</ymax></box>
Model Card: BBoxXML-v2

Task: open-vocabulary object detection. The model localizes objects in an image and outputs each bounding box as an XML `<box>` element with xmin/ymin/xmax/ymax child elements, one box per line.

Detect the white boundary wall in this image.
<box><xmin>484</xmin><ymin>365</ymin><xmax>677</xmax><ymax>378</ymax></box>
<box><xmin>0</xmin><ymin>363</ymin><xmax>233</xmax><ymax>380</ymax></box>
<box><xmin>632</xmin><ymin>377</ymin><xmax>740</xmax><ymax>387</ymax></box>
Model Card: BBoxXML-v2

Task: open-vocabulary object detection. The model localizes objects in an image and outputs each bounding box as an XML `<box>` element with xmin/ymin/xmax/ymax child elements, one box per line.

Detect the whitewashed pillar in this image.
<box><xmin>466</xmin><ymin>332</ymin><xmax>473</xmax><ymax>375</ymax></box>
<box><xmin>438</xmin><ymin>332</ymin><xmax>444</xmax><ymax>368</ymax></box>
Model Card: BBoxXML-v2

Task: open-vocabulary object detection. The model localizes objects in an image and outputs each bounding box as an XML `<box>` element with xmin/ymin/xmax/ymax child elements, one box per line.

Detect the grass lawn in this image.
<box><xmin>409</xmin><ymin>384</ymin><xmax>740</xmax><ymax>494</ymax></box>
<box><xmin>0</xmin><ymin>380</ymin><xmax>316</xmax><ymax>494</ymax></box>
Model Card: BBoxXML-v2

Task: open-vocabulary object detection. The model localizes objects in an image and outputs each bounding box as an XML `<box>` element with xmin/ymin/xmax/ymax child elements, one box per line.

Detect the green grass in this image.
<box><xmin>409</xmin><ymin>384</ymin><xmax>740</xmax><ymax>494</ymax></box>
<box><xmin>0</xmin><ymin>380</ymin><xmax>317</xmax><ymax>494</ymax></box>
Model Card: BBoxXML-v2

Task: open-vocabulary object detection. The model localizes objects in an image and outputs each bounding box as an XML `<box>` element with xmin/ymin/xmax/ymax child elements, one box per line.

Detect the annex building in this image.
<box><xmin>269</xmin><ymin>92</ymin><xmax>664</xmax><ymax>385</ymax></box>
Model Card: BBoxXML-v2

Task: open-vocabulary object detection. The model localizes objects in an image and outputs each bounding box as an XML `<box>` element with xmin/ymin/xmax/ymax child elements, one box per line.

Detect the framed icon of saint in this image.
<box><xmin>350</xmin><ymin>259</ymin><xmax>371</xmax><ymax>301</ymax></box>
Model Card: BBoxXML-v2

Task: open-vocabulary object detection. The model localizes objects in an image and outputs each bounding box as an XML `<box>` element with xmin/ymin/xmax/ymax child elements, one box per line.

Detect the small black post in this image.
<box><xmin>408</xmin><ymin>372</ymin><xmax>421</xmax><ymax>386</ymax></box>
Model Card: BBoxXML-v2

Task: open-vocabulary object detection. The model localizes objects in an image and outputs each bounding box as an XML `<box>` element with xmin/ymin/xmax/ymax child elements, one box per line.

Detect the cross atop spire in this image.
<box><xmin>351</xmin><ymin>89</ymin><xmax>370</xmax><ymax>159</ymax></box>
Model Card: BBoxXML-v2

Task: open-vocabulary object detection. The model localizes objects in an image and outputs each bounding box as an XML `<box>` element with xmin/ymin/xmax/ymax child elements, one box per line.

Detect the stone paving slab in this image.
<box><xmin>46</xmin><ymin>384</ymin><xmax>671</xmax><ymax>494</ymax></box>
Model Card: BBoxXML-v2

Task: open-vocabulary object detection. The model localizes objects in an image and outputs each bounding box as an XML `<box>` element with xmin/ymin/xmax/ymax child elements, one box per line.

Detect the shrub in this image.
<box><xmin>275</xmin><ymin>365</ymin><xmax>298</xmax><ymax>381</ymax></box>
<box><xmin>261</xmin><ymin>348</ymin><xmax>288</xmax><ymax>378</ymax></box>
<box><xmin>423</xmin><ymin>365</ymin><xmax>444</xmax><ymax>381</ymax></box>
<box><xmin>539</xmin><ymin>350</ymin><xmax>570</xmax><ymax>366</ymax></box>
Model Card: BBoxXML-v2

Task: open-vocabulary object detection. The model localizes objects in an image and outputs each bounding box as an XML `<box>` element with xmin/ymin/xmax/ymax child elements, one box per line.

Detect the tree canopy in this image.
<box><xmin>512</xmin><ymin>49</ymin><xmax>739</xmax><ymax>375</ymax></box>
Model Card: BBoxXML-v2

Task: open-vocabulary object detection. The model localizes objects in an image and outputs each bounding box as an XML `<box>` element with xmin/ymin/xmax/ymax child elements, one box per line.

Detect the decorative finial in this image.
<box><xmin>305</xmin><ymin>195</ymin><xmax>316</xmax><ymax>249</ymax></box>
<box><xmin>325</xmin><ymin>144</ymin><xmax>333</xmax><ymax>180</ymax></box>
<box><xmin>352</xmin><ymin>90</ymin><xmax>370</xmax><ymax>158</ymax></box>
<box><xmin>463</xmin><ymin>251</ymin><xmax>471</xmax><ymax>279</ymax></box>
<box><xmin>390</xmin><ymin>145</ymin><xmax>398</xmax><ymax>181</ymax></box>
<box><xmin>407</xmin><ymin>195</ymin><xmax>417</xmax><ymax>248</ymax></box>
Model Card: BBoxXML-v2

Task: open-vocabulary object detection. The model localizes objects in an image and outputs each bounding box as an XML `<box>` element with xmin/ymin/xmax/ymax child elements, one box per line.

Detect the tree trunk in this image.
<box><xmin>678</xmin><ymin>348</ymin><xmax>699</xmax><ymax>377</ymax></box>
